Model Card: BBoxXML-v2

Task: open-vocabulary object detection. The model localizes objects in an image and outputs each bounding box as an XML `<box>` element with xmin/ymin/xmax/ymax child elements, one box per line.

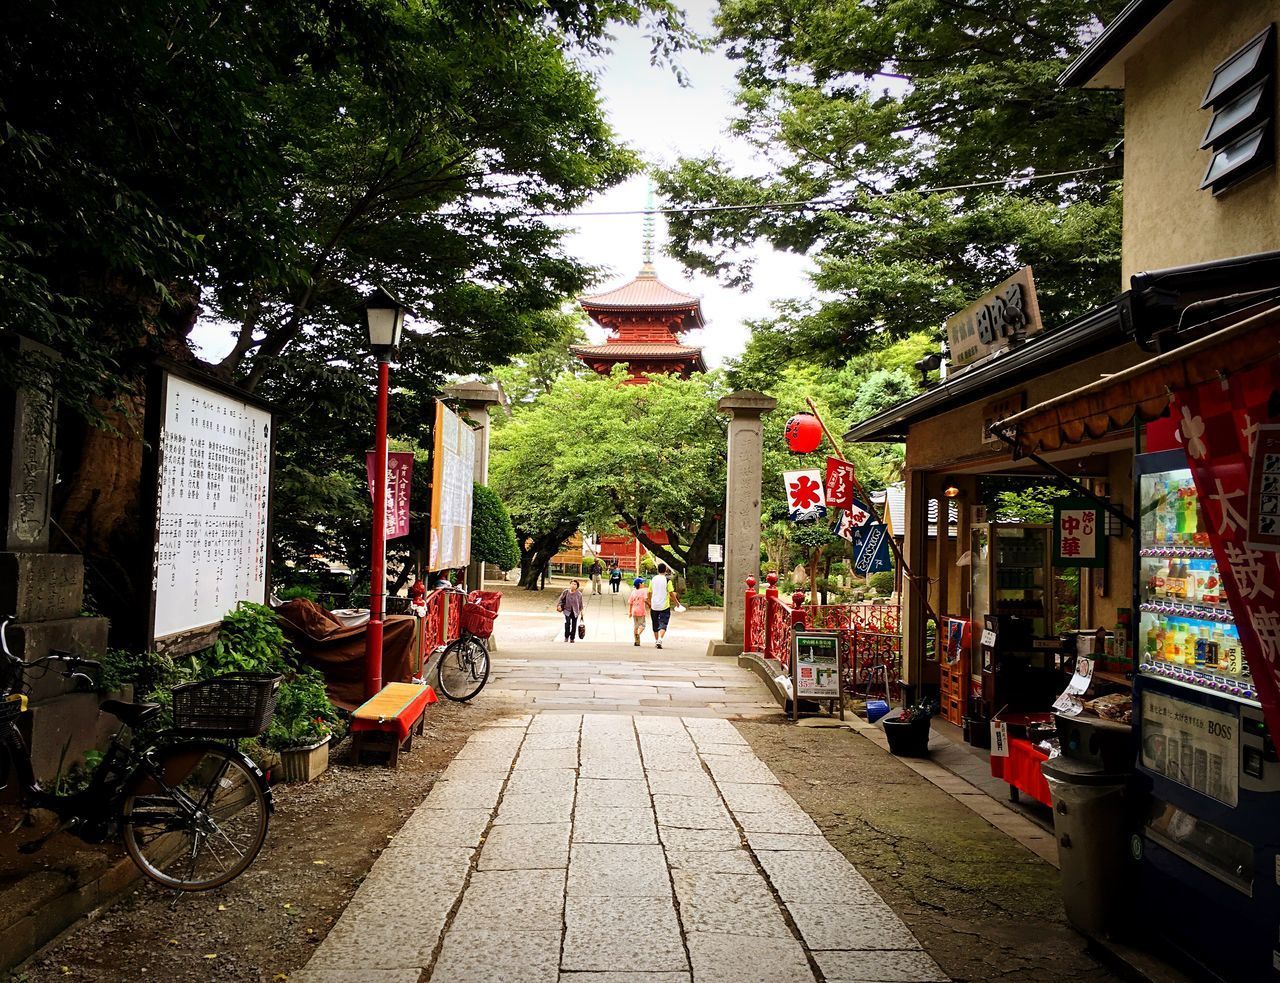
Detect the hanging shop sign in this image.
<box><xmin>366</xmin><ymin>450</ymin><xmax>414</xmax><ymax>540</ymax></box>
<box><xmin>852</xmin><ymin>520</ymin><xmax>893</xmax><ymax>575</ymax></box>
<box><xmin>1172</xmin><ymin>358</ymin><xmax>1280</xmax><ymax>747</ymax></box>
<box><xmin>1052</xmin><ymin>498</ymin><xmax>1106</xmax><ymax>568</ymax></box>
<box><xmin>824</xmin><ymin>457</ymin><xmax>856</xmax><ymax>509</ymax></box>
<box><xmin>783</xmin><ymin>469</ymin><xmax>827</xmax><ymax>522</ymax></box>
<box><xmin>945</xmin><ymin>267</ymin><xmax>1043</xmax><ymax>370</ymax></box>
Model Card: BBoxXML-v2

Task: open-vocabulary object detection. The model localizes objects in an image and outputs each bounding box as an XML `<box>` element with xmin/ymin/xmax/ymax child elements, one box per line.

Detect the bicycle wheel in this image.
<box><xmin>121</xmin><ymin>744</ymin><xmax>269</xmax><ymax>891</ymax></box>
<box><xmin>436</xmin><ymin>634</ymin><xmax>490</xmax><ymax>702</ymax></box>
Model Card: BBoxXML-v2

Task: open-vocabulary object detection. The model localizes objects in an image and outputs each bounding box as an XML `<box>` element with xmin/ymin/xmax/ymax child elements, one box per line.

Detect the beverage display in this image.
<box><xmin>1138</xmin><ymin>466</ymin><xmax>1256</xmax><ymax>699</ymax></box>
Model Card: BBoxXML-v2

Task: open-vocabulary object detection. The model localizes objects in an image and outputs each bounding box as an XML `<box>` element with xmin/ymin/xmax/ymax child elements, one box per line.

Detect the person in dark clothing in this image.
<box><xmin>557</xmin><ymin>579</ymin><xmax>584</xmax><ymax>642</ymax></box>
<box><xmin>588</xmin><ymin>559</ymin><xmax>603</xmax><ymax>595</ymax></box>
<box><xmin>609</xmin><ymin>563</ymin><xmax>623</xmax><ymax>593</ymax></box>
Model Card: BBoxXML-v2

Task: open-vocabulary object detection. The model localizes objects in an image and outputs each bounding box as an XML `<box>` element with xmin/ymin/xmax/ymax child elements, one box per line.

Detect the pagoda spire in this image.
<box><xmin>641</xmin><ymin>180</ymin><xmax>656</xmax><ymax>274</ymax></box>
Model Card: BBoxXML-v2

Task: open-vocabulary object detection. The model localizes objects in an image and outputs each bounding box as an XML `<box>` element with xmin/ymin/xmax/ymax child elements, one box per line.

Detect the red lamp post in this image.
<box><xmin>363</xmin><ymin>286</ymin><xmax>408</xmax><ymax>700</ymax></box>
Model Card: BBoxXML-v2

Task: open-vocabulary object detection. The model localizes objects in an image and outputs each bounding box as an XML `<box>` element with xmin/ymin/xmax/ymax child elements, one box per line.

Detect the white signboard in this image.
<box><xmin>1141</xmin><ymin>690</ymin><xmax>1239</xmax><ymax>807</ymax></box>
<box><xmin>153</xmin><ymin>373</ymin><xmax>271</xmax><ymax>641</ymax></box>
<box><xmin>707</xmin><ymin>544</ymin><xmax>724</xmax><ymax>563</ymax></box>
<box><xmin>793</xmin><ymin>632</ymin><xmax>841</xmax><ymax>699</ymax></box>
<box><xmin>429</xmin><ymin>400</ymin><xmax>476</xmax><ymax>571</ymax></box>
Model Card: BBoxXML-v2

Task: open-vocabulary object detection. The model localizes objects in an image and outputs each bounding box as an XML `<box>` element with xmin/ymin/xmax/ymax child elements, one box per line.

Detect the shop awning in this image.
<box><xmin>990</xmin><ymin>302</ymin><xmax>1280</xmax><ymax>457</ymax></box>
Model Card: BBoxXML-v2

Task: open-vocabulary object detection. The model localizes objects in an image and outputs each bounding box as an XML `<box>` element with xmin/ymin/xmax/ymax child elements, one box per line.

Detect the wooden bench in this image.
<box><xmin>350</xmin><ymin>682</ymin><xmax>437</xmax><ymax>767</ymax></box>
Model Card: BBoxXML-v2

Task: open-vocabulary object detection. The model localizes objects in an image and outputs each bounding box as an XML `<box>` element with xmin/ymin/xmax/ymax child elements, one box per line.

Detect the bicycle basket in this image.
<box><xmin>467</xmin><ymin>590</ymin><xmax>503</xmax><ymax>615</ymax></box>
<box><xmin>171</xmin><ymin>672</ymin><xmax>282</xmax><ymax>737</ymax></box>
<box><xmin>461</xmin><ymin>601</ymin><xmax>496</xmax><ymax>639</ymax></box>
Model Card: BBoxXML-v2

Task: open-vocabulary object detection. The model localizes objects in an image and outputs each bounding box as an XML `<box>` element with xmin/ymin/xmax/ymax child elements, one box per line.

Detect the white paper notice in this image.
<box><xmin>990</xmin><ymin>720</ymin><xmax>1010</xmax><ymax>757</ymax></box>
<box><xmin>1067</xmin><ymin>656</ymin><xmax>1094</xmax><ymax>696</ymax></box>
<box><xmin>980</xmin><ymin>628</ymin><xmax>997</xmax><ymax>648</ymax></box>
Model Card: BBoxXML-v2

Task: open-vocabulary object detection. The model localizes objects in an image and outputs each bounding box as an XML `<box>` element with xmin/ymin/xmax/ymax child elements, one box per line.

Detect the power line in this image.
<box><xmin>532</xmin><ymin>164</ymin><xmax>1119</xmax><ymax>219</ymax></box>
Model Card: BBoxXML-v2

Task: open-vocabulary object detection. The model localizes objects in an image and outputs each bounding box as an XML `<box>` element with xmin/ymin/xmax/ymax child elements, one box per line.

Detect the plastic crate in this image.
<box><xmin>461</xmin><ymin>602</ymin><xmax>496</xmax><ymax>639</ymax></box>
<box><xmin>171</xmin><ymin>672</ymin><xmax>282</xmax><ymax>737</ymax></box>
<box><xmin>467</xmin><ymin>590</ymin><xmax>502</xmax><ymax>615</ymax></box>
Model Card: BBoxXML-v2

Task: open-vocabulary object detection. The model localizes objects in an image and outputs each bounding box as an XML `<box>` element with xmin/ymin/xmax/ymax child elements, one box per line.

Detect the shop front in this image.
<box><xmin>991</xmin><ymin>291</ymin><xmax>1280</xmax><ymax>980</ymax></box>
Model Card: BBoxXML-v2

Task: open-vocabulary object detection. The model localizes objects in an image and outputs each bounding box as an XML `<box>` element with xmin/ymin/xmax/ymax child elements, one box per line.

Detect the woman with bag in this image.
<box><xmin>557</xmin><ymin>579</ymin><xmax>584</xmax><ymax>643</ymax></box>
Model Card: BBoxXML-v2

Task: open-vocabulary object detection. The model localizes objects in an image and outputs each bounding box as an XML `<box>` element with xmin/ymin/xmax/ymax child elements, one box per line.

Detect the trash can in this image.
<box><xmin>1041</xmin><ymin>755</ymin><xmax>1133</xmax><ymax>938</ymax></box>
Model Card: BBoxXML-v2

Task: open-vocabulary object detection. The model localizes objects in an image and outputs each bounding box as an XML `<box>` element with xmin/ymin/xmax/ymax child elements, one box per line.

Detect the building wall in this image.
<box><xmin>1121</xmin><ymin>0</ymin><xmax>1280</xmax><ymax>282</ymax></box>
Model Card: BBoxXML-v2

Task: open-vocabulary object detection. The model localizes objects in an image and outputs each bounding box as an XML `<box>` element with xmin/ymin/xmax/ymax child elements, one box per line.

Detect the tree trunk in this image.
<box><xmin>515</xmin><ymin>521</ymin><xmax>577</xmax><ymax>590</ymax></box>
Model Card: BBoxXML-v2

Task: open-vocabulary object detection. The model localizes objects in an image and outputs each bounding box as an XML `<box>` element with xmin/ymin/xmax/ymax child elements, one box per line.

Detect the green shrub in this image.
<box><xmin>867</xmin><ymin>570</ymin><xmax>896</xmax><ymax>595</ymax></box>
<box><xmin>277</xmin><ymin>584</ymin><xmax>318</xmax><ymax>602</ymax></box>
<box><xmin>472</xmin><ymin>484</ymin><xmax>520</xmax><ymax>570</ymax></box>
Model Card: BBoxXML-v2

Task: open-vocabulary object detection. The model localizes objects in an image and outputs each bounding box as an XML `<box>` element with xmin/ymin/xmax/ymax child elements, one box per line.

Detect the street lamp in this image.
<box><xmin>363</xmin><ymin>286</ymin><xmax>408</xmax><ymax>700</ymax></box>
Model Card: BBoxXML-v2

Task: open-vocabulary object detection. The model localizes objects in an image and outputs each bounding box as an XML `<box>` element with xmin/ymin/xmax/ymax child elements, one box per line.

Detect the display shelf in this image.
<box><xmin>1139</xmin><ymin>661</ymin><xmax>1259</xmax><ymax>701</ymax></box>
<box><xmin>1139</xmin><ymin>600</ymin><xmax>1235</xmax><ymax>624</ymax></box>
<box><xmin>1093</xmin><ymin>669</ymin><xmax>1132</xmax><ymax>687</ymax></box>
<box><xmin>1139</xmin><ymin>546</ymin><xmax>1215</xmax><ymax>559</ymax></box>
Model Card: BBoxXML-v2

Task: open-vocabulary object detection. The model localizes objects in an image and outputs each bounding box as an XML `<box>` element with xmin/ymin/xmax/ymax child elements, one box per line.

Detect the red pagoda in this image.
<box><xmin>571</xmin><ymin>236</ymin><xmax>705</xmax><ymax>383</ymax></box>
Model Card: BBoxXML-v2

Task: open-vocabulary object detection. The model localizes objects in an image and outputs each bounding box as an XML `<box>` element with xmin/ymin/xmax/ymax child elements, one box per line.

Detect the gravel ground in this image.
<box><xmin>9</xmin><ymin>695</ymin><xmax>515</xmax><ymax>983</ymax></box>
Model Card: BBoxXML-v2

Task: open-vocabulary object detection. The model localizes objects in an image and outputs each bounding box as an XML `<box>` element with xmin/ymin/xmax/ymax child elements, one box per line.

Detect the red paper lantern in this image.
<box><xmin>783</xmin><ymin>413</ymin><xmax>823</xmax><ymax>453</ymax></box>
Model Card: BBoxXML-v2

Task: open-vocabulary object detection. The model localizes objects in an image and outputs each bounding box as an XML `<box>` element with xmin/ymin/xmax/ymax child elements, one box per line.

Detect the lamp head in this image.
<box><xmin>363</xmin><ymin>286</ymin><xmax>408</xmax><ymax>357</ymax></box>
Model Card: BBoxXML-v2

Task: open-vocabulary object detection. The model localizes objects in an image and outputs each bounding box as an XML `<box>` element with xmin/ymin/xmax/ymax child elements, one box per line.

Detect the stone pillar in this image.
<box><xmin>443</xmin><ymin>381</ymin><xmax>505</xmax><ymax>590</ymax></box>
<box><xmin>708</xmin><ymin>391</ymin><xmax>776</xmax><ymax>658</ymax></box>
<box><xmin>0</xmin><ymin>339</ymin><xmax>113</xmax><ymax>782</ymax></box>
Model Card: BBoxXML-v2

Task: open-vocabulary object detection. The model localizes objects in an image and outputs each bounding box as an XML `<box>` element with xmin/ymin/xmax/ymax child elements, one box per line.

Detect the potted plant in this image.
<box><xmin>265</xmin><ymin>668</ymin><xmax>344</xmax><ymax>783</ymax></box>
<box><xmin>883</xmin><ymin>700</ymin><xmax>934</xmax><ymax>757</ymax></box>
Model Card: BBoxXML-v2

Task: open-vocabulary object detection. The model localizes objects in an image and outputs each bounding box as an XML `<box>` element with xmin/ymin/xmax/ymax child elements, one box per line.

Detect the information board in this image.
<box><xmin>429</xmin><ymin>400</ymin><xmax>476</xmax><ymax>571</ymax></box>
<box><xmin>153</xmin><ymin>372</ymin><xmax>272</xmax><ymax>643</ymax></box>
<box><xmin>793</xmin><ymin>631</ymin><xmax>841</xmax><ymax>696</ymax></box>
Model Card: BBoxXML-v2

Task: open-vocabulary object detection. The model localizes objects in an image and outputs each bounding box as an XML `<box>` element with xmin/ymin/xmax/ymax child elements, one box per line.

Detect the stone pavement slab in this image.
<box><xmin>477</xmin><ymin>821</ymin><xmax>571</xmax><ymax>870</ymax></box>
<box><xmin>430</xmin><ymin>928</ymin><xmax>561</xmax><ymax>983</ymax></box>
<box><xmin>562</xmin><ymin>896</ymin><xmax>688</xmax><ymax>972</ymax></box>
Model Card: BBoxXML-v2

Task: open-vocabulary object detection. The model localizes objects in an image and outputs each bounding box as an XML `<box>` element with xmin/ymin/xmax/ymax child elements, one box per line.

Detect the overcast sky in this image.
<box><xmin>550</xmin><ymin>3</ymin><xmax>812</xmax><ymax>367</ymax></box>
<box><xmin>189</xmin><ymin>2</ymin><xmax>810</xmax><ymax>368</ymax></box>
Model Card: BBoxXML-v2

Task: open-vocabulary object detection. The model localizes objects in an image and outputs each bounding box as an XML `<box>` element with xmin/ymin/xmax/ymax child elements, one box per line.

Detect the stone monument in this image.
<box><xmin>1</xmin><ymin>338</ymin><xmax>114</xmax><ymax>783</ymax></box>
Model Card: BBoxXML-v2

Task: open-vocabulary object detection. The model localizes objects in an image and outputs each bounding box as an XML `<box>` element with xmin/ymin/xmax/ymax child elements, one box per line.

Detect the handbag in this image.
<box><xmin>578</xmin><ymin>619</ymin><xmax>586</xmax><ymax>640</ymax></box>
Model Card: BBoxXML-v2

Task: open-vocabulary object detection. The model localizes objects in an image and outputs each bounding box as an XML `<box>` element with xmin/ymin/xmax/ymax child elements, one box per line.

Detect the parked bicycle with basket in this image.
<box><xmin>0</xmin><ymin>615</ymin><xmax>279</xmax><ymax>891</ymax></box>
<box><xmin>433</xmin><ymin>588</ymin><xmax>500</xmax><ymax>701</ymax></box>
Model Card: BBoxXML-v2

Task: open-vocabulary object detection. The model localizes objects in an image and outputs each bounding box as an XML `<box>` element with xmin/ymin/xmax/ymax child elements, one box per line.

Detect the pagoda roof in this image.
<box><xmin>571</xmin><ymin>341</ymin><xmax>707</xmax><ymax>374</ymax></box>
<box><xmin>580</xmin><ymin>264</ymin><xmax>705</xmax><ymax>330</ymax></box>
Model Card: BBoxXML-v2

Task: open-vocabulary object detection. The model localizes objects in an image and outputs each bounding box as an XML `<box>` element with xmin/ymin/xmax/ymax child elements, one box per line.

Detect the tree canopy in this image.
<box><xmin>472</xmin><ymin>483</ymin><xmax>521</xmax><ymax>572</ymax></box>
<box><xmin>490</xmin><ymin>369</ymin><xmax>729</xmax><ymax>586</ymax></box>
<box><xmin>655</xmin><ymin>0</ymin><xmax>1125</xmax><ymax>365</ymax></box>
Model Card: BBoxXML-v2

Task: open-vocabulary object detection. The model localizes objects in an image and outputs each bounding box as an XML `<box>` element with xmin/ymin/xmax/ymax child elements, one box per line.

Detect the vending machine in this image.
<box><xmin>1133</xmin><ymin>448</ymin><xmax>1280</xmax><ymax>980</ymax></box>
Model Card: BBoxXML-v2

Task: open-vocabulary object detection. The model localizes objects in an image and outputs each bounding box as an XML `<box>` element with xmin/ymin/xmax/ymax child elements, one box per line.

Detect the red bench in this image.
<box><xmin>350</xmin><ymin>682</ymin><xmax>437</xmax><ymax>767</ymax></box>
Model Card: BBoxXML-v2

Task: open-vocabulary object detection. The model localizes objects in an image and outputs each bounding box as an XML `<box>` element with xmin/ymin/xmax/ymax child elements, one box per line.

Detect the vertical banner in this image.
<box><xmin>366</xmin><ymin>450</ymin><xmax>414</xmax><ymax>540</ymax></box>
<box><xmin>1172</xmin><ymin>358</ymin><xmax>1280</xmax><ymax>742</ymax></box>
<box><xmin>783</xmin><ymin>469</ymin><xmax>827</xmax><ymax>521</ymax></box>
<box><xmin>823</xmin><ymin>457</ymin><xmax>855</xmax><ymax>509</ymax></box>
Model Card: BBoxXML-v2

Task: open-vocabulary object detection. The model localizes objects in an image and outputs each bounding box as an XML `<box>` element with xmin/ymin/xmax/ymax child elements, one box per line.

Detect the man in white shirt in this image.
<box><xmin>647</xmin><ymin>563</ymin><xmax>679</xmax><ymax>650</ymax></box>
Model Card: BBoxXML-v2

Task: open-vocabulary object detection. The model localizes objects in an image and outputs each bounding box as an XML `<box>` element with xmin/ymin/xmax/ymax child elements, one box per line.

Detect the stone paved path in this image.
<box><xmin>296</xmin><ymin>712</ymin><xmax>949</xmax><ymax>983</ymax></box>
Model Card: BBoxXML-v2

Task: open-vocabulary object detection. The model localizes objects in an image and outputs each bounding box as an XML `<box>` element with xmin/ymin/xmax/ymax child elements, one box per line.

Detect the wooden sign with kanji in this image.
<box><xmin>1052</xmin><ymin>499</ymin><xmax>1106</xmax><ymax>568</ymax></box>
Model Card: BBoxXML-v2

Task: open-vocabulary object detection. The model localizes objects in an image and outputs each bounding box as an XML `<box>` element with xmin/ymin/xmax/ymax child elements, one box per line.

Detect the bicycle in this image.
<box><xmin>432</xmin><ymin>587</ymin><xmax>499</xmax><ymax>702</ymax></box>
<box><xmin>0</xmin><ymin>615</ymin><xmax>279</xmax><ymax>891</ymax></box>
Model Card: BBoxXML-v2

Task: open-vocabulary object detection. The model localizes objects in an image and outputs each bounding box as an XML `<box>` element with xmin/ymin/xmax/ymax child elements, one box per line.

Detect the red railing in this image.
<box><xmin>744</xmin><ymin>574</ymin><xmax>902</xmax><ymax>702</ymax></box>
<box><xmin>416</xmin><ymin>588</ymin><xmax>462</xmax><ymax>673</ymax></box>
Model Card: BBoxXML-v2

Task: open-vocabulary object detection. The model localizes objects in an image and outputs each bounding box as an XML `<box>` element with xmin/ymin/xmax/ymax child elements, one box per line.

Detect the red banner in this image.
<box><xmin>1172</xmin><ymin>358</ymin><xmax>1280</xmax><ymax>741</ymax></box>
<box><xmin>824</xmin><ymin>456</ymin><xmax>855</xmax><ymax>509</ymax></box>
<box><xmin>366</xmin><ymin>450</ymin><xmax>414</xmax><ymax>540</ymax></box>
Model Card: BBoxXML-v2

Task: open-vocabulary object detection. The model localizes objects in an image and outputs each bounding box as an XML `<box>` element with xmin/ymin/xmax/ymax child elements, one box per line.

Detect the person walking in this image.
<box><xmin>609</xmin><ymin>562</ymin><xmax>623</xmax><ymax>593</ymax></box>
<box><xmin>588</xmin><ymin>558</ymin><xmax>603</xmax><ymax>595</ymax></box>
<box><xmin>647</xmin><ymin>563</ymin><xmax>679</xmax><ymax>650</ymax></box>
<box><xmin>557</xmin><ymin>579</ymin><xmax>584</xmax><ymax>643</ymax></box>
<box><xmin>628</xmin><ymin>577</ymin><xmax>649</xmax><ymax>647</ymax></box>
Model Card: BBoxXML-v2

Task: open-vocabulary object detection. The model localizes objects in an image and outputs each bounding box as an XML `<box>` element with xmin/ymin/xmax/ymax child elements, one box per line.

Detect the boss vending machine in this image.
<box><xmin>1133</xmin><ymin>448</ymin><xmax>1280</xmax><ymax>980</ymax></box>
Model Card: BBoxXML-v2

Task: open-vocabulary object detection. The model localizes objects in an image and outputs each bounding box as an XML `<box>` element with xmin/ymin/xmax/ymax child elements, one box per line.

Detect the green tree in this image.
<box><xmin>656</xmin><ymin>0</ymin><xmax>1124</xmax><ymax>363</ymax></box>
<box><xmin>489</xmin><ymin>313</ymin><xmax>592</xmax><ymax>408</ymax></box>
<box><xmin>472</xmin><ymin>484</ymin><xmax>521</xmax><ymax>572</ymax></box>
<box><xmin>491</xmin><ymin>369</ymin><xmax>728</xmax><ymax>587</ymax></box>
